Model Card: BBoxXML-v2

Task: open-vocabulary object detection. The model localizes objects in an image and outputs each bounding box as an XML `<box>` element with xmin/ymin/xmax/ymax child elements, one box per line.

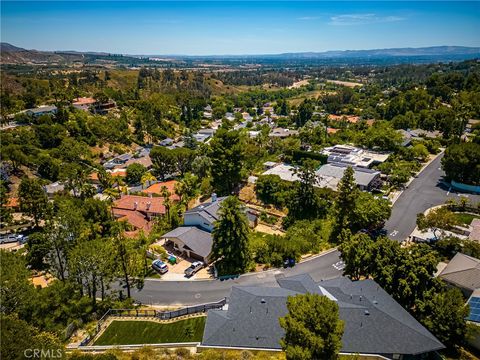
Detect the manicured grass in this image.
<box><xmin>93</xmin><ymin>317</ymin><xmax>206</xmax><ymax>345</ymax></box>
<box><xmin>454</xmin><ymin>213</ymin><xmax>480</xmax><ymax>226</ymax></box>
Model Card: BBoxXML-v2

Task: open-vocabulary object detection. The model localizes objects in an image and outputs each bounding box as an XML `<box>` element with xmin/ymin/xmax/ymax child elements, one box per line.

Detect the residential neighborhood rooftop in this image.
<box><xmin>202</xmin><ymin>274</ymin><xmax>444</xmax><ymax>356</ymax></box>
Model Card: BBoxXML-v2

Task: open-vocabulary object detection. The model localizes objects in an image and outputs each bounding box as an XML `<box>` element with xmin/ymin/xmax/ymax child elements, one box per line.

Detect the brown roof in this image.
<box><xmin>113</xmin><ymin>195</ymin><xmax>166</xmax><ymax>215</ymax></box>
<box><xmin>439</xmin><ymin>252</ymin><xmax>480</xmax><ymax>291</ymax></box>
<box><xmin>125</xmin><ymin>155</ymin><xmax>153</xmax><ymax>169</ymax></box>
<box><xmin>145</xmin><ymin>180</ymin><xmax>180</xmax><ymax>201</ymax></box>
<box><xmin>327</xmin><ymin>127</ymin><xmax>339</xmax><ymax>134</ymax></box>
<box><xmin>73</xmin><ymin>97</ymin><xmax>96</xmax><ymax>105</ymax></box>
<box><xmin>328</xmin><ymin>114</ymin><xmax>360</xmax><ymax>123</ymax></box>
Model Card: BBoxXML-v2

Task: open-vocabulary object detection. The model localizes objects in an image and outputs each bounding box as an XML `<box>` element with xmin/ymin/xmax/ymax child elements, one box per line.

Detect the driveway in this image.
<box><xmin>384</xmin><ymin>153</ymin><xmax>480</xmax><ymax>242</ymax></box>
<box><xmin>130</xmin><ymin>249</ymin><xmax>343</xmax><ymax>306</ymax></box>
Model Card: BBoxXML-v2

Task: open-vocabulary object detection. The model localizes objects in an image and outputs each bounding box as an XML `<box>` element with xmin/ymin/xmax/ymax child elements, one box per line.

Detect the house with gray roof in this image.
<box><xmin>161</xmin><ymin>226</ymin><xmax>213</xmax><ymax>262</ymax></box>
<box><xmin>201</xmin><ymin>274</ymin><xmax>444</xmax><ymax>359</ymax></box>
<box><xmin>26</xmin><ymin>105</ymin><xmax>57</xmax><ymax>118</ymax></box>
<box><xmin>161</xmin><ymin>195</ymin><xmax>257</xmax><ymax>263</ymax></box>
<box><xmin>438</xmin><ymin>252</ymin><xmax>480</xmax><ymax>297</ymax></box>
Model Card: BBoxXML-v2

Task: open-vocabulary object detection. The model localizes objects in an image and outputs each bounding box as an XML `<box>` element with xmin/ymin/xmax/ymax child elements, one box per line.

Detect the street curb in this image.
<box><xmin>144</xmin><ymin>248</ymin><xmax>339</xmax><ymax>283</ymax></box>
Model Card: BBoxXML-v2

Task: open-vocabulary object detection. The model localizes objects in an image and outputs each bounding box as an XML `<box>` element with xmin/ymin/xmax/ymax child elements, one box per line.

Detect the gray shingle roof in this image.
<box><xmin>161</xmin><ymin>226</ymin><xmax>212</xmax><ymax>259</ymax></box>
<box><xmin>184</xmin><ymin>197</ymin><xmax>227</xmax><ymax>224</ymax></box>
<box><xmin>438</xmin><ymin>252</ymin><xmax>480</xmax><ymax>291</ymax></box>
<box><xmin>27</xmin><ymin>105</ymin><xmax>57</xmax><ymax>114</ymax></box>
<box><xmin>316</xmin><ymin>163</ymin><xmax>380</xmax><ymax>188</ymax></box>
<box><xmin>202</xmin><ymin>274</ymin><xmax>444</xmax><ymax>356</ymax></box>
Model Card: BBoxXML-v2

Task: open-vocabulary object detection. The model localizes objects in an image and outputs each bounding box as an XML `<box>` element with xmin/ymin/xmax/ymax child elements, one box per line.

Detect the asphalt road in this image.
<box><xmin>384</xmin><ymin>153</ymin><xmax>480</xmax><ymax>242</ymax></box>
<box><xmin>131</xmin><ymin>153</ymin><xmax>480</xmax><ymax>305</ymax></box>
<box><xmin>131</xmin><ymin>249</ymin><xmax>343</xmax><ymax>306</ymax></box>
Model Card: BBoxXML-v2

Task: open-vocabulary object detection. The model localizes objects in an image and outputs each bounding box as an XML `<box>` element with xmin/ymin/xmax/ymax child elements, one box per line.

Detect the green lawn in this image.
<box><xmin>93</xmin><ymin>317</ymin><xmax>206</xmax><ymax>345</ymax></box>
<box><xmin>453</xmin><ymin>213</ymin><xmax>480</xmax><ymax>226</ymax></box>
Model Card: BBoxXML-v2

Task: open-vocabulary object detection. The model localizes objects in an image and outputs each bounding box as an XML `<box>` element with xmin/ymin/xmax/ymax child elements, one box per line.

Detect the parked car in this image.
<box><xmin>152</xmin><ymin>259</ymin><xmax>168</xmax><ymax>274</ymax></box>
<box><xmin>185</xmin><ymin>261</ymin><xmax>203</xmax><ymax>277</ymax></box>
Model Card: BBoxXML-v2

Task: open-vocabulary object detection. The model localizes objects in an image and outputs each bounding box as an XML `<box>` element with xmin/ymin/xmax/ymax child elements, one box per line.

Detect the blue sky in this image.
<box><xmin>1</xmin><ymin>1</ymin><xmax>479</xmax><ymax>55</ymax></box>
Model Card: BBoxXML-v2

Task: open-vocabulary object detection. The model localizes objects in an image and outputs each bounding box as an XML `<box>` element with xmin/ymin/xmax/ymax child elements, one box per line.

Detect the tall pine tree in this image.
<box><xmin>211</xmin><ymin>196</ymin><xmax>251</xmax><ymax>275</ymax></box>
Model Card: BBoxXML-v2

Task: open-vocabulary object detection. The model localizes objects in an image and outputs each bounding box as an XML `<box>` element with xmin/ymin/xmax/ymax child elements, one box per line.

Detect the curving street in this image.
<box><xmin>384</xmin><ymin>153</ymin><xmax>480</xmax><ymax>242</ymax></box>
<box><xmin>132</xmin><ymin>153</ymin><xmax>480</xmax><ymax>306</ymax></box>
<box><xmin>132</xmin><ymin>249</ymin><xmax>343</xmax><ymax>306</ymax></box>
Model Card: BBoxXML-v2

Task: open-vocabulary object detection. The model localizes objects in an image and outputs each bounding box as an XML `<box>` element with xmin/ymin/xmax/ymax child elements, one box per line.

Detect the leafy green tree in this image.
<box><xmin>125</xmin><ymin>163</ymin><xmax>147</xmax><ymax>185</ymax></box>
<box><xmin>18</xmin><ymin>177</ymin><xmax>49</xmax><ymax>227</ymax></box>
<box><xmin>331</xmin><ymin>166</ymin><xmax>358</xmax><ymax>241</ymax></box>
<box><xmin>442</xmin><ymin>142</ymin><xmax>480</xmax><ymax>185</ymax></box>
<box><xmin>338</xmin><ymin>230</ymin><xmax>373</xmax><ymax>280</ymax></box>
<box><xmin>172</xmin><ymin>147</ymin><xmax>196</xmax><ymax>176</ymax></box>
<box><xmin>284</xmin><ymin>160</ymin><xmax>325</xmax><ymax>227</ymax></box>
<box><xmin>140</xmin><ymin>172</ymin><xmax>157</xmax><ymax>188</ymax></box>
<box><xmin>419</xmin><ymin>288</ymin><xmax>469</xmax><ymax>348</ymax></box>
<box><xmin>2</xmin><ymin>144</ymin><xmax>28</xmax><ymax>172</ymax></box>
<box><xmin>60</xmin><ymin>164</ymin><xmax>95</xmax><ymax>199</ymax></box>
<box><xmin>174</xmin><ymin>173</ymin><xmax>200</xmax><ymax>210</ymax></box>
<box><xmin>1</xmin><ymin>314</ymin><xmax>64</xmax><ymax>360</ymax></box>
<box><xmin>350</xmin><ymin>192</ymin><xmax>391</xmax><ymax>232</ymax></box>
<box><xmin>0</xmin><ymin>251</ymin><xmax>36</xmax><ymax>318</ymax></box>
<box><xmin>114</xmin><ymin>235</ymin><xmax>145</xmax><ymax>299</ymax></box>
<box><xmin>69</xmin><ymin>239</ymin><xmax>113</xmax><ymax>305</ymax></box>
<box><xmin>279</xmin><ymin>293</ymin><xmax>344</xmax><ymax>360</ymax></box>
<box><xmin>255</xmin><ymin>175</ymin><xmax>290</xmax><ymax>207</ymax></box>
<box><xmin>97</xmin><ymin>168</ymin><xmax>115</xmax><ymax>190</ymax></box>
<box><xmin>412</xmin><ymin>143</ymin><xmax>429</xmax><ymax>162</ymax></box>
<box><xmin>150</xmin><ymin>146</ymin><xmax>176</xmax><ymax>181</ymax></box>
<box><xmin>209</xmin><ymin>129</ymin><xmax>245</xmax><ymax>195</ymax></box>
<box><xmin>360</xmin><ymin>121</ymin><xmax>402</xmax><ymax>151</ymax></box>
<box><xmin>26</xmin><ymin>232</ymin><xmax>51</xmax><ymax>271</ymax></box>
<box><xmin>212</xmin><ymin>196</ymin><xmax>251</xmax><ymax>275</ymax></box>
<box><xmin>0</xmin><ymin>181</ymin><xmax>13</xmax><ymax>225</ymax></box>
<box><xmin>417</xmin><ymin>207</ymin><xmax>460</xmax><ymax>240</ymax></box>
<box><xmin>37</xmin><ymin>154</ymin><xmax>61</xmax><ymax>181</ymax></box>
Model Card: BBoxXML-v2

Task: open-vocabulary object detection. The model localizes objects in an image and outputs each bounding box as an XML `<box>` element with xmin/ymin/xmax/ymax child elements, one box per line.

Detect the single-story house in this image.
<box><xmin>262</xmin><ymin>163</ymin><xmax>381</xmax><ymax>192</ymax></box>
<box><xmin>201</xmin><ymin>274</ymin><xmax>444</xmax><ymax>359</ymax></box>
<box><xmin>438</xmin><ymin>252</ymin><xmax>480</xmax><ymax>297</ymax></box>
<box><xmin>72</xmin><ymin>97</ymin><xmax>97</xmax><ymax>112</ymax></box>
<box><xmin>161</xmin><ymin>226</ymin><xmax>213</xmax><ymax>262</ymax></box>
<box><xmin>26</xmin><ymin>105</ymin><xmax>57</xmax><ymax>118</ymax></box>
<box><xmin>269</xmin><ymin>128</ymin><xmax>299</xmax><ymax>138</ymax></box>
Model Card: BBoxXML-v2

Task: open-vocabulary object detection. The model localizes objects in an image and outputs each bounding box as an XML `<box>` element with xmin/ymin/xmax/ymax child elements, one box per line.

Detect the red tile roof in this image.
<box><xmin>113</xmin><ymin>195</ymin><xmax>166</xmax><ymax>215</ymax></box>
<box><xmin>145</xmin><ymin>181</ymin><xmax>180</xmax><ymax>201</ymax></box>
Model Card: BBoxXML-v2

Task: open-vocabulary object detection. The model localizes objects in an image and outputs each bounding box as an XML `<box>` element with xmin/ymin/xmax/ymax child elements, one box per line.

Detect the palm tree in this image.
<box><xmin>141</xmin><ymin>172</ymin><xmax>157</xmax><ymax>189</ymax></box>
<box><xmin>97</xmin><ymin>168</ymin><xmax>115</xmax><ymax>190</ymax></box>
<box><xmin>160</xmin><ymin>186</ymin><xmax>172</xmax><ymax>223</ymax></box>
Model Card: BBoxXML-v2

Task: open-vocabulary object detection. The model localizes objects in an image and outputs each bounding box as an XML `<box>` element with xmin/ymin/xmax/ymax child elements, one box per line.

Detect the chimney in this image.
<box><xmin>149</xmin><ymin>192</ymin><xmax>153</xmax><ymax>198</ymax></box>
<box><xmin>133</xmin><ymin>201</ymin><xmax>138</xmax><ymax>210</ymax></box>
<box><xmin>211</xmin><ymin>193</ymin><xmax>217</xmax><ymax>202</ymax></box>
<box><xmin>146</xmin><ymin>201</ymin><xmax>151</xmax><ymax>211</ymax></box>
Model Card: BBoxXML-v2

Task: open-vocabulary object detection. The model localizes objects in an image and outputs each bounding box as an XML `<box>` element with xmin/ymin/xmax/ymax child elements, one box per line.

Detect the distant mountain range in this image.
<box><xmin>1</xmin><ymin>43</ymin><xmax>479</xmax><ymax>65</ymax></box>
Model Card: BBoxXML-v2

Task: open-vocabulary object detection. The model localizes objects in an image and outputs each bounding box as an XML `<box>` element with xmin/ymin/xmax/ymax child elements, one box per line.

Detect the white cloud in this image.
<box><xmin>329</xmin><ymin>13</ymin><xmax>405</xmax><ymax>26</ymax></box>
